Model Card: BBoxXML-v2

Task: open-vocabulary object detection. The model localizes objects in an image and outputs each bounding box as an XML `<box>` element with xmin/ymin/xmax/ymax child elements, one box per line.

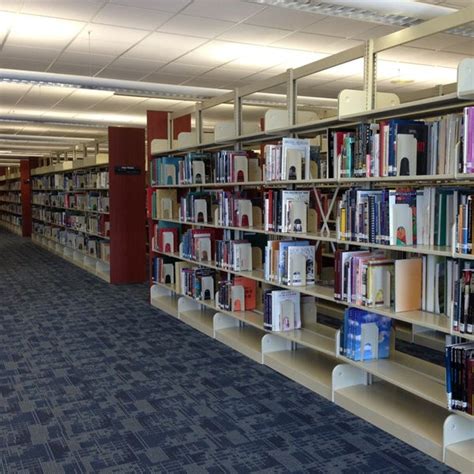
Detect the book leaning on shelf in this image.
<box><xmin>340</xmin><ymin>308</ymin><xmax>392</xmax><ymax>361</ymax></box>
<box><xmin>445</xmin><ymin>342</ymin><xmax>474</xmax><ymax>415</ymax></box>
<box><xmin>217</xmin><ymin>277</ymin><xmax>257</xmax><ymax>312</ymax></box>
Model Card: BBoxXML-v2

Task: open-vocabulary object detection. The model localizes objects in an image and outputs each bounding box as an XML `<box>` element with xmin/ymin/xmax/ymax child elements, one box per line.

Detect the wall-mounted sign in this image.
<box><xmin>115</xmin><ymin>166</ymin><xmax>141</xmax><ymax>175</ymax></box>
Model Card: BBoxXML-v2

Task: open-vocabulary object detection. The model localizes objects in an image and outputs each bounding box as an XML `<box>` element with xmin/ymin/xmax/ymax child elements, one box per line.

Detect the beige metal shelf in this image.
<box><xmin>150</xmin><ymin>293</ymin><xmax>179</xmax><ymax>319</ymax></box>
<box><xmin>179</xmin><ymin>309</ymin><xmax>214</xmax><ymax>338</ymax></box>
<box><xmin>215</xmin><ymin>325</ymin><xmax>264</xmax><ymax>363</ymax></box>
<box><xmin>334</xmin><ymin>381</ymin><xmax>447</xmax><ymax>461</ymax></box>
<box><xmin>445</xmin><ymin>439</ymin><xmax>474</xmax><ymax>473</ymax></box>
<box><xmin>153</xmin><ymin>250</ymin><xmax>452</xmax><ymax>335</ymax></box>
<box><xmin>337</xmin><ymin>353</ymin><xmax>446</xmax><ymax>409</ymax></box>
<box><xmin>263</xmin><ymin>348</ymin><xmax>337</xmax><ymax>400</ymax></box>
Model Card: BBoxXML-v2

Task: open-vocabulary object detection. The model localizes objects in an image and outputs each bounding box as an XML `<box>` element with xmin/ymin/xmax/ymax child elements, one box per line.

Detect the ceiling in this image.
<box><xmin>0</xmin><ymin>0</ymin><xmax>472</xmax><ymax>158</ymax></box>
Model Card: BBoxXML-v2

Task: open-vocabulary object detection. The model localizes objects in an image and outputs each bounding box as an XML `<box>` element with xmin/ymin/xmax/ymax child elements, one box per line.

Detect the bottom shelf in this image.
<box><xmin>0</xmin><ymin>220</ymin><xmax>22</xmax><ymax>236</ymax></box>
<box><xmin>151</xmin><ymin>294</ymin><xmax>179</xmax><ymax>319</ymax></box>
<box><xmin>215</xmin><ymin>325</ymin><xmax>264</xmax><ymax>363</ymax></box>
<box><xmin>32</xmin><ymin>234</ymin><xmax>110</xmax><ymax>283</ymax></box>
<box><xmin>180</xmin><ymin>308</ymin><xmax>214</xmax><ymax>338</ymax></box>
<box><xmin>264</xmin><ymin>347</ymin><xmax>337</xmax><ymax>400</ymax></box>
<box><xmin>445</xmin><ymin>439</ymin><xmax>474</xmax><ymax>473</ymax></box>
<box><xmin>334</xmin><ymin>380</ymin><xmax>446</xmax><ymax>461</ymax></box>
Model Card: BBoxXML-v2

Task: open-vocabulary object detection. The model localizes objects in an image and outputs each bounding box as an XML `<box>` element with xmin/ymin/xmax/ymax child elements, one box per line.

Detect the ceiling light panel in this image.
<box><xmin>7</xmin><ymin>14</ymin><xmax>85</xmax><ymax>48</ymax></box>
<box><xmin>245</xmin><ymin>4</ymin><xmax>324</xmax><ymax>29</ymax></box>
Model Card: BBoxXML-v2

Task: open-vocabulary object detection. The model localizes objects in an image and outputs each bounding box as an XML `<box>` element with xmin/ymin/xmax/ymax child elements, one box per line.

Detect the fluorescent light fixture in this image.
<box><xmin>0</xmin><ymin>134</ymin><xmax>96</xmax><ymax>142</ymax></box>
<box><xmin>246</xmin><ymin>0</ymin><xmax>474</xmax><ymax>36</ymax></box>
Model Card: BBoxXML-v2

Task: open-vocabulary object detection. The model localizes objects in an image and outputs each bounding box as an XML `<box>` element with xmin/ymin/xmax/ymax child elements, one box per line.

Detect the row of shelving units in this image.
<box><xmin>149</xmin><ymin>278</ymin><xmax>471</xmax><ymax>469</ymax></box>
<box><xmin>0</xmin><ymin>171</ymin><xmax>23</xmax><ymax>236</ymax></box>
<box><xmin>30</xmin><ymin>155</ymin><xmax>112</xmax><ymax>282</ymax></box>
<box><xmin>145</xmin><ymin>6</ymin><xmax>474</xmax><ymax>469</ymax></box>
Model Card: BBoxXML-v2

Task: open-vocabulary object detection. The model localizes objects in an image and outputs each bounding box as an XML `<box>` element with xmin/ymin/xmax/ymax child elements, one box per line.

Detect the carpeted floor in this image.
<box><xmin>0</xmin><ymin>228</ymin><xmax>455</xmax><ymax>473</ymax></box>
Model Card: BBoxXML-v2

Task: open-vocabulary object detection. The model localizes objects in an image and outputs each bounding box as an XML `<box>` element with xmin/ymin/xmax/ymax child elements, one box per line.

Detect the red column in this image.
<box><xmin>20</xmin><ymin>160</ymin><xmax>32</xmax><ymax>237</ymax></box>
<box><xmin>173</xmin><ymin>114</ymin><xmax>191</xmax><ymax>140</ymax></box>
<box><xmin>109</xmin><ymin>126</ymin><xmax>147</xmax><ymax>284</ymax></box>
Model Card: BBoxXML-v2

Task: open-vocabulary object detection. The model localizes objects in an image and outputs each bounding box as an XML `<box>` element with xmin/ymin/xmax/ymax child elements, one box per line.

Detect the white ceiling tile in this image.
<box><xmin>124</xmin><ymin>32</ymin><xmax>208</xmax><ymax>61</ymax></box>
<box><xmin>182</xmin><ymin>0</ymin><xmax>264</xmax><ymax>22</ymax></box>
<box><xmin>411</xmin><ymin>50</ymin><xmax>466</xmax><ymax>68</ymax></box>
<box><xmin>0</xmin><ymin>11</ymin><xmax>14</xmax><ymax>42</ymax></box>
<box><xmin>443</xmin><ymin>38</ymin><xmax>474</xmax><ymax>55</ymax></box>
<box><xmin>128</xmin><ymin>97</ymin><xmax>182</xmax><ymax>113</ymax></box>
<box><xmin>183</xmin><ymin>77</ymin><xmax>229</xmax><ymax>88</ymax></box>
<box><xmin>21</xmin><ymin>0</ymin><xmax>103</xmax><ymax>21</ymax></box>
<box><xmin>17</xmin><ymin>86</ymin><xmax>76</xmax><ymax>109</ymax></box>
<box><xmin>218</xmin><ymin>24</ymin><xmax>291</xmax><ymax>45</ymax></box>
<box><xmin>85</xmin><ymin>95</ymin><xmax>144</xmax><ymax>113</ymax></box>
<box><xmin>68</xmin><ymin>24</ymin><xmax>149</xmax><ymax>55</ymax></box>
<box><xmin>157</xmin><ymin>62</ymin><xmax>212</xmax><ymax>76</ymax></box>
<box><xmin>0</xmin><ymin>83</ymin><xmax>32</xmax><ymax>106</ymax></box>
<box><xmin>196</xmin><ymin>67</ymin><xmax>252</xmax><ymax>81</ymax></box>
<box><xmin>351</xmin><ymin>24</ymin><xmax>401</xmax><ymax>41</ymax></box>
<box><xmin>50</xmin><ymin>89</ymin><xmax>113</xmax><ymax>112</ymax></box>
<box><xmin>48</xmin><ymin>62</ymin><xmax>104</xmax><ymax>76</ymax></box>
<box><xmin>7</xmin><ymin>14</ymin><xmax>85</xmax><ymax>48</ymax></box>
<box><xmin>141</xmin><ymin>72</ymin><xmax>188</xmax><ymax>84</ymax></box>
<box><xmin>0</xmin><ymin>0</ymin><xmax>23</xmax><ymax>12</ymax></box>
<box><xmin>245</xmin><ymin>5</ymin><xmax>325</xmax><ymax>30</ymax></box>
<box><xmin>377</xmin><ymin>46</ymin><xmax>431</xmax><ymax>63</ymax></box>
<box><xmin>1</xmin><ymin>45</ymin><xmax>61</xmax><ymax>62</ymax></box>
<box><xmin>0</xmin><ymin>57</ymin><xmax>50</xmax><ymax>71</ymax></box>
<box><xmin>273</xmin><ymin>33</ymin><xmax>362</xmax><ymax>55</ymax></box>
<box><xmin>110</xmin><ymin>57</ymin><xmax>164</xmax><ymax>73</ymax></box>
<box><xmin>54</xmin><ymin>51</ymin><xmax>115</xmax><ymax>67</ymax></box>
<box><xmin>95</xmin><ymin>67</ymin><xmax>150</xmax><ymax>81</ymax></box>
<box><xmin>158</xmin><ymin>14</ymin><xmax>235</xmax><ymax>38</ymax></box>
<box><xmin>408</xmin><ymin>33</ymin><xmax>462</xmax><ymax>50</ymax></box>
<box><xmin>175</xmin><ymin>40</ymin><xmax>243</xmax><ymax>67</ymax></box>
<box><xmin>303</xmin><ymin>17</ymin><xmax>379</xmax><ymax>39</ymax></box>
<box><xmin>109</xmin><ymin>0</ymin><xmax>192</xmax><ymax>13</ymax></box>
<box><xmin>93</xmin><ymin>4</ymin><xmax>172</xmax><ymax>30</ymax></box>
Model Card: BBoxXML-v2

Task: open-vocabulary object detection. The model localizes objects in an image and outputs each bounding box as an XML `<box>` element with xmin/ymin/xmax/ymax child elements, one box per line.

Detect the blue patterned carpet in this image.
<box><xmin>0</xmin><ymin>228</ymin><xmax>455</xmax><ymax>473</ymax></box>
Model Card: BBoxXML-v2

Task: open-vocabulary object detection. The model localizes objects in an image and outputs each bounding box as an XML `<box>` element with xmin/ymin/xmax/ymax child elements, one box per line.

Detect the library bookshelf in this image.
<box><xmin>146</xmin><ymin>9</ymin><xmax>474</xmax><ymax>472</ymax></box>
<box><xmin>30</xmin><ymin>125</ymin><xmax>147</xmax><ymax>285</ymax></box>
<box><xmin>0</xmin><ymin>160</ymin><xmax>32</xmax><ymax>238</ymax></box>
<box><xmin>0</xmin><ymin>171</ymin><xmax>22</xmax><ymax>236</ymax></box>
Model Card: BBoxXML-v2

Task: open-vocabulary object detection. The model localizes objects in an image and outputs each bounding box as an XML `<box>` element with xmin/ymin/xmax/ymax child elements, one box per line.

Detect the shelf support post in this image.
<box><xmin>364</xmin><ymin>39</ymin><xmax>377</xmax><ymax>111</ymax></box>
<box><xmin>287</xmin><ymin>68</ymin><xmax>297</xmax><ymax>128</ymax></box>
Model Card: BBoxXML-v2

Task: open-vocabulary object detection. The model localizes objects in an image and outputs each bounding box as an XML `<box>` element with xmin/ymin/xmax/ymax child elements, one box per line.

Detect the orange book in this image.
<box><xmin>234</xmin><ymin>277</ymin><xmax>257</xmax><ymax>310</ymax></box>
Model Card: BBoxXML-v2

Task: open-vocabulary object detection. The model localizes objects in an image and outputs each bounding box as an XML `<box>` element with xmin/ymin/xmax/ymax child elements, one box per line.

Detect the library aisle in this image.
<box><xmin>0</xmin><ymin>227</ymin><xmax>455</xmax><ymax>473</ymax></box>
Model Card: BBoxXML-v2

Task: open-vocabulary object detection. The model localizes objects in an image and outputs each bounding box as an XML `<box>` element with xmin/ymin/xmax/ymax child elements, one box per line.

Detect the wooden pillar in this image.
<box><xmin>108</xmin><ymin>126</ymin><xmax>147</xmax><ymax>284</ymax></box>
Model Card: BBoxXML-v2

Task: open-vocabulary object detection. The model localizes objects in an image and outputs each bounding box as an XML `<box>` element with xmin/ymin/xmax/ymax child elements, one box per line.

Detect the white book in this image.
<box><xmin>271</xmin><ymin>290</ymin><xmax>301</xmax><ymax>332</ymax></box>
<box><xmin>282</xmin><ymin>138</ymin><xmax>310</xmax><ymax>181</ymax></box>
<box><xmin>233</xmin><ymin>242</ymin><xmax>252</xmax><ymax>271</ymax></box>
<box><xmin>287</xmin><ymin>245</ymin><xmax>315</xmax><ymax>286</ymax></box>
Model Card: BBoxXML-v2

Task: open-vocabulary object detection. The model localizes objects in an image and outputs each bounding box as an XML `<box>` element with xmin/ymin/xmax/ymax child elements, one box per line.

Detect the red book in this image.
<box><xmin>234</xmin><ymin>276</ymin><xmax>257</xmax><ymax>310</ymax></box>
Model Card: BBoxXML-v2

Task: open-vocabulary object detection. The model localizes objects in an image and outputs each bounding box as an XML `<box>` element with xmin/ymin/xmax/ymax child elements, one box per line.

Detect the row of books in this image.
<box><xmin>0</xmin><ymin>214</ymin><xmax>21</xmax><ymax>226</ymax></box>
<box><xmin>0</xmin><ymin>192</ymin><xmax>21</xmax><ymax>204</ymax></box>
<box><xmin>152</xmin><ymin>257</ymin><xmax>174</xmax><ymax>286</ymax></box>
<box><xmin>264</xmin><ymin>138</ymin><xmax>312</xmax><ymax>181</ymax></box>
<box><xmin>445</xmin><ymin>342</ymin><xmax>473</xmax><ymax>415</ymax></box>
<box><xmin>181</xmin><ymin>267</ymin><xmax>215</xmax><ymax>301</ymax></box>
<box><xmin>32</xmin><ymin>170</ymin><xmax>109</xmax><ymax>191</ymax></box>
<box><xmin>448</xmin><ymin>261</ymin><xmax>474</xmax><ymax>335</ymax></box>
<box><xmin>32</xmin><ymin>209</ymin><xmax>110</xmax><ymax>238</ymax></box>
<box><xmin>334</xmin><ymin>110</ymin><xmax>470</xmax><ymax>178</ymax></box>
<box><xmin>32</xmin><ymin>192</ymin><xmax>110</xmax><ymax>214</ymax></box>
<box><xmin>264</xmin><ymin>190</ymin><xmax>311</xmax><ymax>233</ymax></box>
<box><xmin>151</xmin><ymin>152</ymin><xmax>261</xmax><ymax>186</ymax></box>
<box><xmin>264</xmin><ymin>240</ymin><xmax>316</xmax><ymax>286</ymax></box>
<box><xmin>0</xmin><ymin>203</ymin><xmax>22</xmax><ymax>216</ymax></box>
<box><xmin>0</xmin><ymin>181</ymin><xmax>20</xmax><ymax>191</ymax></box>
<box><xmin>340</xmin><ymin>308</ymin><xmax>392</xmax><ymax>361</ymax></box>
<box><xmin>263</xmin><ymin>289</ymin><xmax>302</xmax><ymax>332</ymax></box>
<box><xmin>215</xmin><ymin>240</ymin><xmax>253</xmax><ymax>272</ymax></box>
<box><xmin>217</xmin><ymin>277</ymin><xmax>257</xmax><ymax>312</ymax></box>
<box><xmin>336</xmin><ymin>187</ymin><xmax>457</xmax><ymax>248</ymax></box>
<box><xmin>33</xmin><ymin>222</ymin><xmax>110</xmax><ymax>261</ymax></box>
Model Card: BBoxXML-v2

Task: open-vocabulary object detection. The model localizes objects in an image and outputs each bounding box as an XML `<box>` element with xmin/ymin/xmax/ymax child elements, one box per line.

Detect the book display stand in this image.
<box><xmin>146</xmin><ymin>8</ymin><xmax>473</xmax><ymax>471</ymax></box>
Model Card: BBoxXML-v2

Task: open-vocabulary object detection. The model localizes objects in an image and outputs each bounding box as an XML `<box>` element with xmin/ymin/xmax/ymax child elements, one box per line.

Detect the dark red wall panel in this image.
<box><xmin>20</xmin><ymin>160</ymin><xmax>31</xmax><ymax>237</ymax></box>
<box><xmin>109</xmin><ymin>126</ymin><xmax>147</xmax><ymax>284</ymax></box>
<box><xmin>173</xmin><ymin>114</ymin><xmax>191</xmax><ymax>140</ymax></box>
